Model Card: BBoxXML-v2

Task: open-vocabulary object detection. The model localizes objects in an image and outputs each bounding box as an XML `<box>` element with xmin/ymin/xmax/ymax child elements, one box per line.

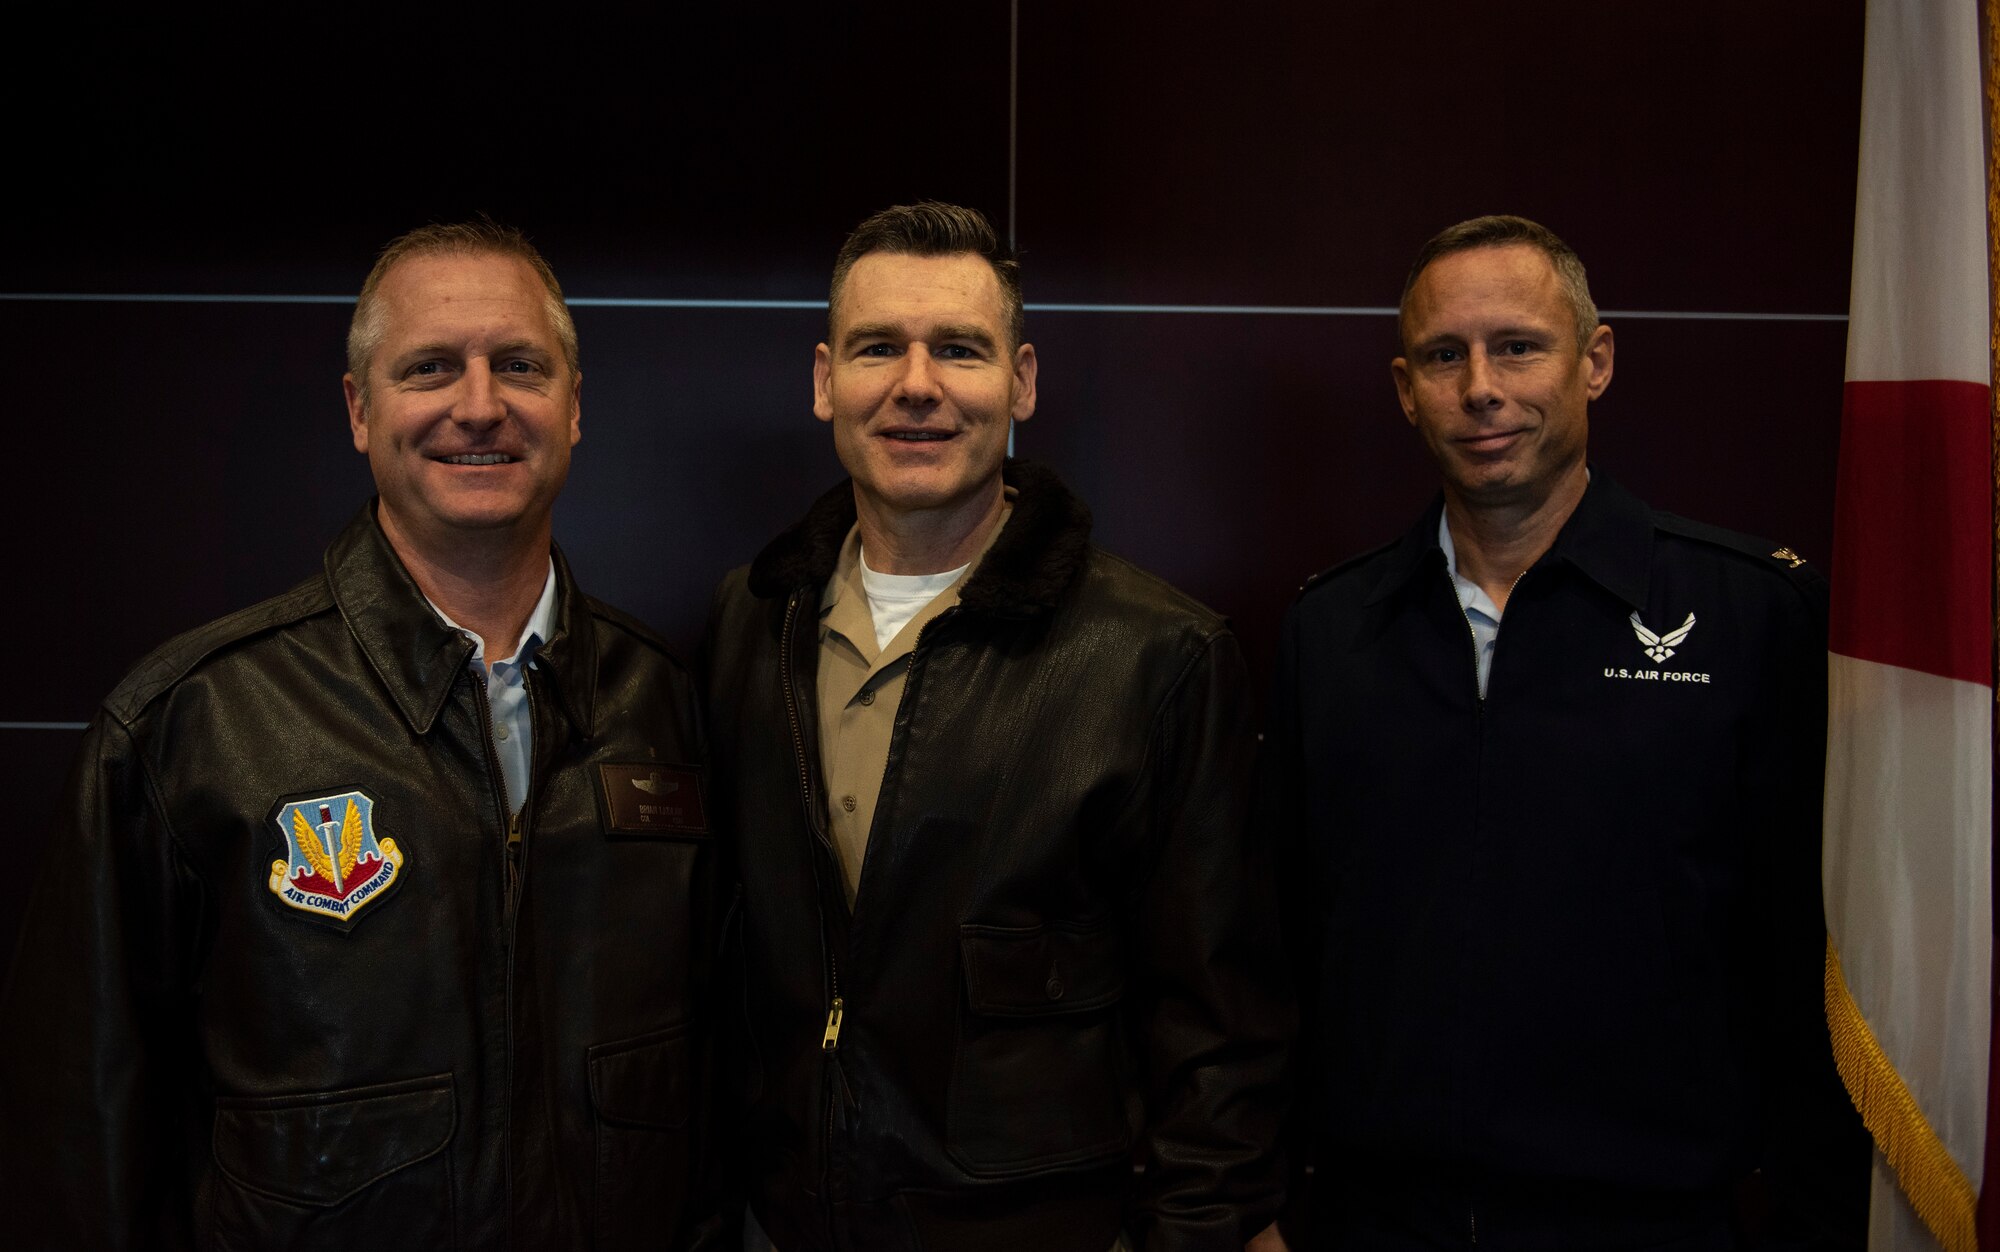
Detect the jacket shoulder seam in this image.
<box><xmin>106</xmin><ymin>575</ymin><xmax>333</xmax><ymax>724</ymax></box>
<box><xmin>585</xmin><ymin>596</ymin><xmax>680</xmax><ymax>661</ymax></box>
<box><xmin>1085</xmin><ymin>548</ymin><xmax>1230</xmax><ymax>638</ymax></box>
<box><xmin>1297</xmin><ymin>536</ymin><xmax>1401</xmax><ymax>600</ymax></box>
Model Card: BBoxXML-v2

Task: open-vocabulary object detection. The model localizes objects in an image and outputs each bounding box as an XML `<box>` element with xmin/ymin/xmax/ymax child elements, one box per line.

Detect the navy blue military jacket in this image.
<box><xmin>1269</xmin><ymin>472</ymin><xmax>1864</xmax><ymax>1249</ymax></box>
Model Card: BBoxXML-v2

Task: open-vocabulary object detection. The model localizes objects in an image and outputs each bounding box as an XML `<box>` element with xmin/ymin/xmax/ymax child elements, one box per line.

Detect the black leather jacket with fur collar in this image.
<box><xmin>703</xmin><ymin>461</ymin><xmax>1291</xmax><ymax>1252</ymax></box>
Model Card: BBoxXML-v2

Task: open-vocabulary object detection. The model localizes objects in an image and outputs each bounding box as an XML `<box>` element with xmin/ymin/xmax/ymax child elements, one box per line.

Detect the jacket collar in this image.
<box><xmin>1364</xmin><ymin>468</ymin><xmax>1653</xmax><ymax>610</ymax></box>
<box><xmin>325</xmin><ymin>501</ymin><xmax>598</xmax><ymax>738</ymax></box>
<box><xmin>746</xmin><ymin>459</ymin><xmax>1092</xmax><ymax>620</ymax></box>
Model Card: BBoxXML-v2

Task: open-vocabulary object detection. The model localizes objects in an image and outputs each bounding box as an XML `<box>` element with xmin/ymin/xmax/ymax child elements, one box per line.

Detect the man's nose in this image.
<box><xmin>1461</xmin><ymin>349</ymin><xmax>1503</xmax><ymax>411</ymax></box>
<box><xmin>892</xmin><ymin>346</ymin><xmax>943</xmax><ymax>404</ymax></box>
<box><xmin>454</xmin><ymin>361</ymin><xmax>508</xmax><ymax>425</ymax></box>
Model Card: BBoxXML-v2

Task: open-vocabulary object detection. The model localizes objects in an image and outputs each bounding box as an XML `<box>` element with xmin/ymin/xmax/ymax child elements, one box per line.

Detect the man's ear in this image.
<box><xmin>1010</xmin><ymin>343</ymin><xmax>1038</xmax><ymax>423</ymax></box>
<box><xmin>1391</xmin><ymin>357</ymin><xmax>1418</xmax><ymax>428</ymax></box>
<box><xmin>1582</xmin><ymin>324</ymin><xmax>1615</xmax><ymax>400</ymax></box>
<box><xmin>813</xmin><ymin>343</ymin><xmax>834</xmax><ymax>423</ymax></box>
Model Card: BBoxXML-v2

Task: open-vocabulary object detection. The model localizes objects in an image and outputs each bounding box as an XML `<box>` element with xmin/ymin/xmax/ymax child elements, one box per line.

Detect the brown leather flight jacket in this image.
<box><xmin>0</xmin><ymin>505</ymin><xmax>727</xmax><ymax>1250</ymax></box>
<box><xmin>702</xmin><ymin>462</ymin><xmax>1292</xmax><ymax>1252</ymax></box>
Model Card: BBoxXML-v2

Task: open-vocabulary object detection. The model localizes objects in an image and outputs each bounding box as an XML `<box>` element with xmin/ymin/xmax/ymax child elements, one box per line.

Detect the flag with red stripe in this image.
<box><xmin>1822</xmin><ymin>1</ymin><xmax>1994</xmax><ymax>1249</ymax></box>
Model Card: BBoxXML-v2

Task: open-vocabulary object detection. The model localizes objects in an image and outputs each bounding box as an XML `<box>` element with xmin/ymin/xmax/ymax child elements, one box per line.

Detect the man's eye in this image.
<box><xmin>1502</xmin><ymin>341</ymin><xmax>1533</xmax><ymax>356</ymax></box>
<box><xmin>409</xmin><ymin>361</ymin><xmax>444</xmax><ymax>377</ymax></box>
<box><xmin>858</xmin><ymin>343</ymin><xmax>897</xmax><ymax>357</ymax></box>
<box><xmin>1431</xmin><ymin>348</ymin><xmax>1461</xmax><ymax>364</ymax></box>
<box><xmin>500</xmin><ymin>359</ymin><xmax>539</xmax><ymax>374</ymax></box>
<box><xmin>936</xmin><ymin>344</ymin><xmax>978</xmax><ymax>360</ymax></box>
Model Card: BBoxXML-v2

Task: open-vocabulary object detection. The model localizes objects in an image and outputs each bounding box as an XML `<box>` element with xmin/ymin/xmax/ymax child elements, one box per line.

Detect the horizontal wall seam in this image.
<box><xmin>0</xmin><ymin>293</ymin><xmax>1848</xmax><ymax>322</ymax></box>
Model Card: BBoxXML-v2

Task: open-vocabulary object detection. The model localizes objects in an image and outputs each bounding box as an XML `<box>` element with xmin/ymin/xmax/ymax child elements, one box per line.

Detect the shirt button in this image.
<box><xmin>495</xmin><ymin>725</ymin><xmax>509</xmax><ymax>741</ymax></box>
<box><xmin>841</xmin><ymin>794</ymin><xmax>857</xmax><ymax>813</ymax></box>
<box><xmin>1045</xmin><ymin>976</ymin><xmax>1065</xmax><ymax>1001</ymax></box>
<box><xmin>858</xmin><ymin>689</ymin><xmax>875</xmax><ymax>706</ymax></box>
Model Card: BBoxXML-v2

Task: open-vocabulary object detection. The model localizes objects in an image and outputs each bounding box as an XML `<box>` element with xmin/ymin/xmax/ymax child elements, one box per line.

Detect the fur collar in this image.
<box><xmin>746</xmin><ymin>459</ymin><xmax>1092</xmax><ymax>619</ymax></box>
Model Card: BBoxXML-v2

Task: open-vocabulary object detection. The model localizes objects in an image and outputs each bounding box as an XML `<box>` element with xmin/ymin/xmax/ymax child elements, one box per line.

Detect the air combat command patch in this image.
<box><xmin>266</xmin><ymin>789</ymin><xmax>405</xmax><ymax>930</ymax></box>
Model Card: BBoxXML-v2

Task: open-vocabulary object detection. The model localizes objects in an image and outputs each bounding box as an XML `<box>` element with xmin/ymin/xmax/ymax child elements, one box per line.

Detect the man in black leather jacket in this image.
<box><xmin>0</xmin><ymin>221</ymin><xmax>726</xmax><ymax>1249</ymax></box>
<box><xmin>703</xmin><ymin>202</ymin><xmax>1290</xmax><ymax>1252</ymax></box>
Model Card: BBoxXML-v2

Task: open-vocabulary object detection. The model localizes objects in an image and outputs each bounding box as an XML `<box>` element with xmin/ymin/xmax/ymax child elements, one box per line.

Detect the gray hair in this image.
<box><xmin>347</xmin><ymin>219</ymin><xmax>578</xmax><ymax>403</ymax></box>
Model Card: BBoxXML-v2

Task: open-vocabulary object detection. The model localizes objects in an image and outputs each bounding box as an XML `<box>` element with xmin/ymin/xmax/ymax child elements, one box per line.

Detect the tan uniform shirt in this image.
<box><xmin>815</xmin><ymin>510</ymin><xmax>1008</xmax><ymax>903</ymax></box>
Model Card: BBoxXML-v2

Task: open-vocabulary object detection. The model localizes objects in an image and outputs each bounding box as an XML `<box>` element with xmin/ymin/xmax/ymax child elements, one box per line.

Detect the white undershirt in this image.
<box><xmin>858</xmin><ymin>549</ymin><xmax>969</xmax><ymax>652</ymax></box>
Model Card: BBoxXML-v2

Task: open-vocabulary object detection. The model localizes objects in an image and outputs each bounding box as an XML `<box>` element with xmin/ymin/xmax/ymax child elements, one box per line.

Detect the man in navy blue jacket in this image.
<box><xmin>1267</xmin><ymin>216</ymin><xmax>1867</xmax><ymax>1249</ymax></box>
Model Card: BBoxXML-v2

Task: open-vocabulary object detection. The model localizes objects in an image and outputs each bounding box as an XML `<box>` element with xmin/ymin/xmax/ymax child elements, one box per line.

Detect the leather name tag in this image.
<box><xmin>596</xmin><ymin>763</ymin><xmax>709</xmax><ymax>836</ymax></box>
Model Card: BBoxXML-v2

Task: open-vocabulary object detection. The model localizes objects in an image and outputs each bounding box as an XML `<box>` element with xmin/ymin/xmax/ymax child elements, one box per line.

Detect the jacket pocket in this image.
<box><xmin>589</xmin><ymin>1023</ymin><xmax>693</xmax><ymax>1249</ymax></box>
<box><xmin>208</xmin><ymin>1072</ymin><xmax>456</xmax><ymax>1250</ymax></box>
<box><xmin>946</xmin><ymin>921</ymin><xmax>1132</xmax><ymax>1176</ymax></box>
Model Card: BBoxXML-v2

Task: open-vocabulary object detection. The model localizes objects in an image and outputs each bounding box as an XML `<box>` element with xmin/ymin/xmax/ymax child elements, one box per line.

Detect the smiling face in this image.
<box><xmin>813</xmin><ymin>251</ymin><xmax>1037</xmax><ymax>534</ymax></box>
<box><xmin>343</xmin><ymin>251</ymin><xmax>581</xmax><ymax>561</ymax></box>
<box><xmin>1392</xmin><ymin>243</ymin><xmax>1612</xmax><ymax>512</ymax></box>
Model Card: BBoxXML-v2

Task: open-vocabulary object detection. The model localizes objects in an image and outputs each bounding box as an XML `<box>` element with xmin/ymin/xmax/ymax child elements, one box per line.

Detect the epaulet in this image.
<box><xmin>587</xmin><ymin>596</ymin><xmax>678</xmax><ymax>659</ymax></box>
<box><xmin>104</xmin><ymin>573</ymin><xmax>333</xmax><ymax>724</ymax></box>
<box><xmin>1297</xmin><ymin>536</ymin><xmax>1400</xmax><ymax>598</ymax></box>
<box><xmin>1654</xmin><ymin>511</ymin><xmax>1827</xmax><ymax>596</ymax></box>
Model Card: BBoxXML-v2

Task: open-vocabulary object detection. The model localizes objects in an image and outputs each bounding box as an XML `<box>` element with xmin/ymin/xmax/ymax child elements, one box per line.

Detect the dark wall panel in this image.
<box><xmin>1</xmin><ymin>1</ymin><xmax>1865</xmax><ymax>980</ymax></box>
<box><xmin>1017</xmin><ymin>1</ymin><xmax>1862</xmax><ymax>313</ymax></box>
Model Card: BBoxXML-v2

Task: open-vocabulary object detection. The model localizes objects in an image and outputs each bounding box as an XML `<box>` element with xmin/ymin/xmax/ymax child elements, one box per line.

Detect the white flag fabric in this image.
<box><xmin>1822</xmin><ymin>1</ymin><xmax>1993</xmax><ymax>1249</ymax></box>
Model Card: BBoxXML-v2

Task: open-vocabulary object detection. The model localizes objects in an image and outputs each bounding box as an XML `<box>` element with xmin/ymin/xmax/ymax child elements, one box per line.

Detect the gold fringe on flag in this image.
<box><xmin>1826</xmin><ymin>941</ymin><xmax>1980</xmax><ymax>1251</ymax></box>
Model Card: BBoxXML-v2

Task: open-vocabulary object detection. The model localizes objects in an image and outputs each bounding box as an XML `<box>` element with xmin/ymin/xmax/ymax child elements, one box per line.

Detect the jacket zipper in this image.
<box><xmin>469</xmin><ymin>660</ymin><xmax>529</xmax><ymax>1234</ymax></box>
<box><xmin>779</xmin><ymin>591</ymin><xmax>847</xmax><ymax>1204</ymax></box>
<box><xmin>1445</xmin><ymin>557</ymin><xmax>1514</xmax><ymax>1252</ymax></box>
<box><xmin>781</xmin><ymin>587</ymin><xmax>956</xmax><ymax>1213</ymax></box>
<box><xmin>470</xmin><ymin>666</ymin><xmax>528</xmax><ymax>914</ymax></box>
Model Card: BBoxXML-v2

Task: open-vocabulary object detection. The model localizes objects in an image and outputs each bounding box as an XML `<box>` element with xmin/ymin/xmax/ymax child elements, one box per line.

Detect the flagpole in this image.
<box><xmin>1983</xmin><ymin>0</ymin><xmax>2000</xmax><ymax>1240</ymax></box>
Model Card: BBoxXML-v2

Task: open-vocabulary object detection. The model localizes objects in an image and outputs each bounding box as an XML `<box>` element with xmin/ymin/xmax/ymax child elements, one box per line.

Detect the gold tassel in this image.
<box><xmin>1824</xmin><ymin>940</ymin><xmax>1979</xmax><ymax>1251</ymax></box>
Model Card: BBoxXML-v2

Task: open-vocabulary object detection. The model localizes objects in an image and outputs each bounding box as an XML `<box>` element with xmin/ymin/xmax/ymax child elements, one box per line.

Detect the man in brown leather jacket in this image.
<box><xmin>0</xmin><ymin>221</ymin><xmax>725</xmax><ymax>1249</ymax></box>
<box><xmin>703</xmin><ymin>202</ymin><xmax>1291</xmax><ymax>1252</ymax></box>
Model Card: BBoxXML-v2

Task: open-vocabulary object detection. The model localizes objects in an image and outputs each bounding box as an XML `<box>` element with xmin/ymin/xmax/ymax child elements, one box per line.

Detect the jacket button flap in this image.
<box><xmin>588</xmin><ymin>1023</ymin><xmax>693</xmax><ymax>1130</ymax></box>
<box><xmin>211</xmin><ymin>1073</ymin><xmax>456</xmax><ymax>1207</ymax></box>
<box><xmin>960</xmin><ymin>922</ymin><xmax>1123</xmax><ymax>1017</ymax></box>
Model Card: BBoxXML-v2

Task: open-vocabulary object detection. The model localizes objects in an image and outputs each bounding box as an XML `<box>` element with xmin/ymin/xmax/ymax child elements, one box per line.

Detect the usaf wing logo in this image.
<box><xmin>1630</xmin><ymin>611</ymin><xmax>1696</xmax><ymax>663</ymax></box>
<box><xmin>266</xmin><ymin>790</ymin><xmax>404</xmax><ymax>930</ymax></box>
<box><xmin>631</xmin><ymin>771</ymin><xmax>679</xmax><ymax>796</ymax></box>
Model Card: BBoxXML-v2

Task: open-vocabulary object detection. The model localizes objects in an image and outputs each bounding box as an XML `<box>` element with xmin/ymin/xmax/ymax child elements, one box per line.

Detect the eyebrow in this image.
<box><xmin>395</xmin><ymin>339</ymin><xmax>551</xmax><ymax>360</ymax></box>
<box><xmin>841</xmin><ymin>322</ymin><xmax>997</xmax><ymax>352</ymax></box>
<box><xmin>475</xmin><ymin>338</ymin><xmax>553</xmax><ymax>359</ymax></box>
<box><xmin>1415</xmin><ymin>324</ymin><xmax>1553</xmax><ymax>350</ymax></box>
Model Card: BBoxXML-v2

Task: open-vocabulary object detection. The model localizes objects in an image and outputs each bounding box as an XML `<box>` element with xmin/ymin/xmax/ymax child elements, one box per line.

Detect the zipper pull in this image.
<box><xmin>821</xmin><ymin>997</ymin><xmax>845</xmax><ymax>1051</ymax></box>
<box><xmin>505</xmin><ymin>810</ymin><xmax>523</xmax><ymax>903</ymax></box>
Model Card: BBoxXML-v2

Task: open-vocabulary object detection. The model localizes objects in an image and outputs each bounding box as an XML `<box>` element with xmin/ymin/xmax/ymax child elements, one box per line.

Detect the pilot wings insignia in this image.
<box><xmin>1630</xmin><ymin>611</ymin><xmax>1696</xmax><ymax>664</ymax></box>
<box><xmin>631</xmin><ymin>771</ymin><xmax>678</xmax><ymax>796</ymax></box>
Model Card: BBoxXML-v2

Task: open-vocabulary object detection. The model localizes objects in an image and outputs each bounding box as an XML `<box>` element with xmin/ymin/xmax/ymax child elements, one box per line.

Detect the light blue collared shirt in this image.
<box><xmin>1439</xmin><ymin>515</ymin><xmax>1502</xmax><ymax>698</ymax></box>
<box><xmin>426</xmin><ymin>562</ymin><xmax>558</xmax><ymax>815</ymax></box>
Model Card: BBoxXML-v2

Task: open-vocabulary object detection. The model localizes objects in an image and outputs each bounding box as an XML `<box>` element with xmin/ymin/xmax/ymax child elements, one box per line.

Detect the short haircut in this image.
<box><xmin>347</xmin><ymin>219</ymin><xmax>579</xmax><ymax>402</ymax></box>
<box><xmin>828</xmin><ymin>201</ymin><xmax>1024</xmax><ymax>350</ymax></box>
<box><xmin>1399</xmin><ymin>215</ymin><xmax>1600</xmax><ymax>352</ymax></box>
